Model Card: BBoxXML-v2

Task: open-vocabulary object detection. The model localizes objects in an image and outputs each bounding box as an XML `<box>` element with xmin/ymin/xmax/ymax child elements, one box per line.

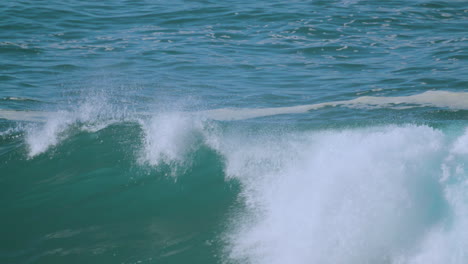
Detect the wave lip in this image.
<box><xmin>22</xmin><ymin>97</ymin><xmax>129</xmax><ymax>158</ymax></box>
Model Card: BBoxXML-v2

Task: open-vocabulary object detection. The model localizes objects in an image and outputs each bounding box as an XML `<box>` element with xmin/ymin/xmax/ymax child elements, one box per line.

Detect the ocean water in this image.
<box><xmin>1</xmin><ymin>1</ymin><xmax>467</xmax><ymax>263</ymax></box>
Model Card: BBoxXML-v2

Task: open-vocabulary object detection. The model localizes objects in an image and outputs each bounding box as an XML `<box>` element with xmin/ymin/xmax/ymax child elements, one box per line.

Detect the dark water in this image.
<box><xmin>1</xmin><ymin>1</ymin><xmax>467</xmax><ymax>263</ymax></box>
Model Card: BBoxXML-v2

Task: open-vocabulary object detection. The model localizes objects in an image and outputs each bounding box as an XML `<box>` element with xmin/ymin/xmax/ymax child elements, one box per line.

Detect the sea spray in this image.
<box><xmin>402</xmin><ymin>128</ymin><xmax>468</xmax><ymax>263</ymax></box>
<box><xmin>24</xmin><ymin>97</ymin><xmax>131</xmax><ymax>157</ymax></box>
<box><xmin>139</xmin><ymin>112</ymin><xmax>205</xmax><ymax>168</ymax></box>
<box><xmin>209</xmin><ymin>125</ymin><xmax>455</xmax><ymax>264</ymax></box>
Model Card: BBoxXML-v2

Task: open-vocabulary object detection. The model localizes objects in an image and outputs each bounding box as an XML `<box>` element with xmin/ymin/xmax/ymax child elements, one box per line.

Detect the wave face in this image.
<box><xmin>1</xmin><ymin>107</ymin><xmax>468</xmax><ymax>263</ymax></box>
<box><xmin>1</xmin><ymin>0</ymin><xmax>468</xmax><ymax>263</ymax></box>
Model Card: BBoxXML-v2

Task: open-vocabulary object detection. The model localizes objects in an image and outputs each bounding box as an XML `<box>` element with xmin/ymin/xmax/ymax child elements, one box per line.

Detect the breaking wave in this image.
<box><xmin>1</xmin><ymin>90</ymin><xmax>467</xmax><ymax>264</ymax></box>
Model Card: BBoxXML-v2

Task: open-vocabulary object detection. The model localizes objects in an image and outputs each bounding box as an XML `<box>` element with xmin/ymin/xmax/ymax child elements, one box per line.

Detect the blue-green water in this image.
<box><xmin>1</xmin><ymin>1</ymin><xmax>467</xmax><ymax>263</ymax></box>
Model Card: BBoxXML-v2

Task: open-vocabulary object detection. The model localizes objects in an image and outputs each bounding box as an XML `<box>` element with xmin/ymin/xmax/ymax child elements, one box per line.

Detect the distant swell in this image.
<box><xmin>1</xmin><ymin>90</ymin><xmax>467</xmax><ymax>123</ymax></box>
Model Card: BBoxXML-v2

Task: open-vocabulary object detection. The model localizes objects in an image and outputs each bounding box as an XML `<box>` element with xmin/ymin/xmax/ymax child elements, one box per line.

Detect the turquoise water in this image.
<box><xmin>1</xmin><ymin>1</ymin><xmax>467</xmax><ymax>263</ymax></box>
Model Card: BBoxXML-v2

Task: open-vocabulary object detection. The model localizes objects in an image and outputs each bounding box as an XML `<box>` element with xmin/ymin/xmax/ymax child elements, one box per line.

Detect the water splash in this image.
<box><xmin>139</xmin><ymin>112</ymin><xmax>205</xmax><ymax>168</ymax></box>
<box><xmin>204</xmin><ymin>125</ymin><xmax>468</xmax><ymax>264</ymax></box>
<box><xmin>24</xmin><ymin>97</ymin><xmax>128</xmax><ymax>157</ymax></box>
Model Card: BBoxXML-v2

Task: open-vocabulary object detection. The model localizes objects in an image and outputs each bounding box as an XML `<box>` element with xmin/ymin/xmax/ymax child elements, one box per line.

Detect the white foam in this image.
<box><xmin>401</xmin><ymin>187</ymin><xmax>468</xmax><ymax>264</ymax></box>
<box><xmin>440</xmin><ymin>128</ymin><xmax>468</xmax><ymax>183</ymax></box>
<box><xmin>205</xmin><ymin>125</ymin><xmax>454</xmax><ymax>264</ymax></box>
<box><xmin>450</xmin><ymin>128</ymin><xmax>468</xmax><ymax>155</ymax></box>
<box><xmin>200</xmin><ymin>90</ymin><xmax>468</xmax><ymax>121</ymax></box>
<box><xmin>1</xmin><ymin>91</ymin><xmax>466</xmax><ymax>123</ymax></box>
<box><xmin>0</xmin><ymin>110</ymin><xmax>52</xmax><ymax>122</ymax></box>
<box><xmin>401</xmin><ymin>128</ymin><xmax>468</xmax><ymax>264</ymax></box>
